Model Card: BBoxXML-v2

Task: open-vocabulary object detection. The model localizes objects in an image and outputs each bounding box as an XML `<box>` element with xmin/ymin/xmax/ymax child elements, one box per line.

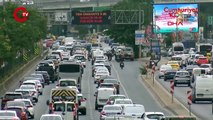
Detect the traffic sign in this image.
<box><xmin>135</xmin><ymin>30</ymin><xmax>145</xmax><ymax>45</ymax></box>
<box><xmin>187</xmin><ymin>90</ymin><xmax>192</xmax><ymax>105</ymax></box>
<box><xmin>208</xmin><ymin>16</ymin><xmax>213</xmax><ymax>25</ymax></box>
<box><xmin>170</xmin><ymin>81</ymin><xmax>174</xmax><ymax>94</ymax></box>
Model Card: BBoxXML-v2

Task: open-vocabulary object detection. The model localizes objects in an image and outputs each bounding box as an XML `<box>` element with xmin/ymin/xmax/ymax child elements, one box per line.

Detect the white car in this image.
<box><xmin>122</xmin><ymin>104</ymin><xmax>145</xmax><ymax>118</ymax></box>
<box><xmin>100</xmin><ymin>105</ymin><xmax>122</xmax><ymax>120</ymax></box>
<box><xmin>113</xmin><ymin>99</ymin><xmax>133</xmax><ymax>108</ymax></box>
<box><xmin>22</xmin><ymin>80</ymin><xmax>43</xmax><ymax>95</ymax></box>
<box><xmin>94</xmin><ymin>67</ymin><xmax>109</xmax><ymax>76</ymax></box>
<box><xmin>0</xmin><ymin>110</ymin><xmax>20</xmax><ymax>120</ymax></box>
<box><xmin>141</xmin><ymin>112</ymin><xmax>165</xmax><ymax>120</ymax></box>
<box><xmin>72</xmin><ymin>54</ymin><xmax>87</xmax><ymax>67</ymax></box>
<box><xmin>94</xmin><ymin>70</ymin><xmax>110</xmax><ymax>84</ymax></box>
<box><xmin>19</xmin><ymin>85</ymin><xmax>39</xmax><ymax>103</ymax></box>
<box><xmin>40</xmin><ymin>114</ymin><xmax>63</xmax><ymax>120</ymax></box>
<box><xmin>159</xmin><ymin>64</ymin><xmax>173</xmax><ymax>78</ymax></box>
<box><xmin>14</xmin><ymin>99</ymin><xmax>34</xmax><ymax>119</ymax></box>
<box><xmin>44</xmin><ymin>60</ymin><xmax>56</xmax><ymax>70</ymax></box>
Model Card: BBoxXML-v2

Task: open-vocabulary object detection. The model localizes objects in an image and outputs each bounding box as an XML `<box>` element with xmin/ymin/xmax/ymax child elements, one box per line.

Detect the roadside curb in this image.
<box><xmin>0</xmin><ymin>50</ymin><xmax>48</xmax><ymax>95</ymax></box>
<box><xmin>141</xmin><ymin>74</ymin><xmax>199</xmax><ymax>119</ymax></box>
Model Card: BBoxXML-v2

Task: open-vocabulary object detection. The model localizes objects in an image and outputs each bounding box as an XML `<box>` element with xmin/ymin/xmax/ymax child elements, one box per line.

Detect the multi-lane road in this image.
<box><xmin>2</xmin><ymin>44</ymin><xmax>213</xmax><ymax>120</ymax></box>
<box><xmin>0</xmin><ymin>51</ymin><xmax>173</xmax><ymax>119</ymax></box>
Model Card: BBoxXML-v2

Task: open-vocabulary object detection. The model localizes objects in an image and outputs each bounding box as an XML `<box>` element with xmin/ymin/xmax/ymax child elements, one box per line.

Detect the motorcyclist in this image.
<box><xmin>120</xmin><ymin>58</ymin><xmax>124</xmax><ymax>69</ymax></box>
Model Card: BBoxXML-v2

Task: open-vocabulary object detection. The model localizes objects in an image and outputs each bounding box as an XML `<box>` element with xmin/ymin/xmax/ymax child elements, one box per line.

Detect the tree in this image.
<box><xmin>0</xmin><ymin>2</ymin><xmax>47</xmax><ymax>60</ymax></box>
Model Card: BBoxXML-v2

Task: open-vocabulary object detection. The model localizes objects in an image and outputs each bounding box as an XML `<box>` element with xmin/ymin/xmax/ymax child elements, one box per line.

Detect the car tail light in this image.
<box><xmin>31</xmin><ymin>91</ymin><xmax>36</xmax><ymax>96</ymax></box>
<box><xmin>38</xmin><ymin>85</ymin><xmax>42</xmax><ymax>88</ymax></box>
<box><xmin>100</xmin><ymin>111</ymin><xmax>106</xmax><ymax>116</ymax></box>
<box><xmin>73</xmin><ymin>107</ymin><xmax>76</xmax><ymax>116</ymax></box>
<box><xmin>12</xmin><ymin>117</ymin><xmax>19</xmax><ymax>120</ymax></box>
<box><xmin>106</xmin><ymin>100</ymin><xmax>111</xmax><ymax>105</ymax></box>
<box><xmin>27</xmin><ymin>105</ymin><xmax>33</xmax><ymax>108</ymax></box>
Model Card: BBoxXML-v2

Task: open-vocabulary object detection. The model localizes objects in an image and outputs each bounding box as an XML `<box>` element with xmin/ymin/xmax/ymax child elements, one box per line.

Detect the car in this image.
<box><xmin>28</xmin><ymin>74</ymin><xmax>45</xmax><ymax>87</ymax></box>
<box><xmin>106</xmin><ymin>95</ymin><xmax>126</xmax><ymax>105</ymax></box>
<box><xmin>167</xmin><ymin>61</ymin><xmax>180</xmax><ymax>70</ymax></box>
<box><xmin>5</xmin><ymin>101</ymin><xmax>26</xmax><ymax>109</ymax></box>
<box><xmin>100</xmin><ymin>105</ymin><xmax>123</xmax><ymax>120</ymax></box>
<box><xmin>102</xmin><ymin>79</ymin><xmax>120</xmax><ymax>94</ymax></box>
<box><xmin>15</xmin><ymin>89</ymin><xmax>33</xmax><ymax>102</ymax></box>
<box><xmin>159</xmin><ymin>64</ymin><xmax>173</xmax><ymax>78</ymax></box>
<box><xmin>196</xmin><ymin>57</ymin><xmax>209</xmax><ymax>65</ymax></box>
<box><xmin>19</xmin><ymin>85</ymin><xmax>39</xmax><ymax>103</ymax></box>
<box><xmin>122</xmin><ymin>104</ymin><xmax>145</xmax><ymax>118</ymax></box>
<box><xmin>94</xmin><ymin>69</ymin><xmax>110</xmax><ymax>84</ymax></box>
<box><xmin>5</xmin><ymin>106</ymin><xmax>28</xmax><ymax>120</ymax></box>
<box><xmin>0</xmin><ymin>92</ymin><xmax>23</xmax><ymax>110</ymax></box>
<box><xmin>174</xmin><ymin>70</ymin><xmax>191</xmax><ymax>86</ymax></box>
<box><xmin>141</xmin><ymin>112</ymin><xmax>165</xmax><ymax>120</ymax></box>
<box><xmin>44</xmin><ymin>60</ymin><xmax>56</xmax><ymax>70</ymax></box>
<box><xmin>14</xmin><ymin>99</ymin><xmax>34</xmax><ymax>119</ymax></box>
<box><xmin>164</xmin><ymin>69</ymin><xmax>177</xmax><ymax>81</ymax></box>
<box><xmin>185</xmin><ymin>65</ymin><xmax>199</xmax><ymax>76</ymax></box>
<box><xmin>77</xmin><ymin>93</ymin><xmax>87</xmax><ymax>115</ymax></box>
<box><xmin>0</xmin><ymin>110</ymin><xmax>20</xmax><ymax>120</ymax></box>
<box><xmin>72</xmin><ymin>54</ymin><xmax>87</xmax><ymax>68</ymax></box>
<box><xmin>113</xmin><ymin>99</ymin><xmax>133</xmax><ymax>108</ymax></box>
<box><xmin>34</xmin><ymin>71</ymin><xmax>50</xmax><ymax>85</ymax></box>
<box><xmin>40</xmin><ymin>114</ymin><xmax>63</xmax><ymax>120</ymax></box>
<box><xmin>170</xmin><ymin>55</ymin><xmax>183</xmax><ymax>67</ymax></box>
<box><xmin>22</xmin><ymin>80</ymin><xmax>43</xmax><ymax>95</ymax></box>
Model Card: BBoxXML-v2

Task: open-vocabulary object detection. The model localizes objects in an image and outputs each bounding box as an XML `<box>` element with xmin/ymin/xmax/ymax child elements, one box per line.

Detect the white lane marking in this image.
<box><xmin>111</xmin><ymin>62</ymin><xmax>129</xmax><ymax>98</ymax></box>
<box><xmin>86</xmin><ymin>62</ymin><xmax>94</xmax><ymax>120</ymax></box>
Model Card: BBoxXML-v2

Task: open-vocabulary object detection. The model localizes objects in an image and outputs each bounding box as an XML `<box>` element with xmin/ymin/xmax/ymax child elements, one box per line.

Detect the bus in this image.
<box><xmin>196</xmin><ymin>43</ymin><xmax>212</xmax><ymax>55</ymax></box>
<box><xmin>172</xmin><ymin>42</ymin><xmax>185</xmax><ymax>55</ymax></box>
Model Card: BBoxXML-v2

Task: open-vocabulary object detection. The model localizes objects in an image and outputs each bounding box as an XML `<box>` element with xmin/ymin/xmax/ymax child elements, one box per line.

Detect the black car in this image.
<box><xmin>164</xmin><ymin>69</ymin><xmax>177</xmax><ymax>81</ymax></box>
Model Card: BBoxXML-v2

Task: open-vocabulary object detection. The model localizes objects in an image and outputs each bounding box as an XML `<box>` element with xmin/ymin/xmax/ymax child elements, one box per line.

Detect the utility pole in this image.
<box><xmin>96</xmin><ymin>0</ymin><xmax>100</xmax><ymax>33</ymax></box>
<box><xmin>138</xmin><ymin>9</ymin><xmax>142</xmax><ymax>58</ymax></box>
<box><xmin>69</xmin><ymin>0</ymin><xmax>72</xmax><ymax>35</ymax></box>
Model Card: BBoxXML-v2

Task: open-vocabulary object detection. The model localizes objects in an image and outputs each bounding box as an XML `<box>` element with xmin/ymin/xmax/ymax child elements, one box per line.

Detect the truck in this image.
<box><xmin>46</xmin><ymin>87</ymin><xmax>80</xmax><ymax>120</ymax></box>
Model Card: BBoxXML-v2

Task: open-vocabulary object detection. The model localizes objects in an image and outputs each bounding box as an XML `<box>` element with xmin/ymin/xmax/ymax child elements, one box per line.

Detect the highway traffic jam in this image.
<box><xmin>0</xmin><ymin>36</ymin><xmax>204</xmax><ymax>120</ymax></box>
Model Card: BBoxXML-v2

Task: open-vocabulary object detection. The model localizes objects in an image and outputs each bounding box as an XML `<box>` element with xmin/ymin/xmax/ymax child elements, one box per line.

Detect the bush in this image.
<box><xmin>140</xmin><ymin>66</ymin><xmax>147</xmax><ymax>75</ymax></box>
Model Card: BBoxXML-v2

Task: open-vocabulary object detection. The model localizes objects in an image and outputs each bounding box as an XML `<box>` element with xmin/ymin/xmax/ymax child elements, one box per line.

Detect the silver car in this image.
<box><xmin>174</xmin><ymin>70</ymin><xmax>191</xmax><ymax>87</ymax></box>
<box><xmin>19</xmin><ymin>85</ymin><xmax>39</xmax><ymax>103</ymax></box>
<box><xmin>100</xmin><ymin>105</ymin><xmax>122</xmax><ymax>120</ymax></box>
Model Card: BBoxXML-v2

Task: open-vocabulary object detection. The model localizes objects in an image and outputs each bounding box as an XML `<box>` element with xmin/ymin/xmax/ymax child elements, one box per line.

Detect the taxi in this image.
<box><xmin>167</xmin><ymin>61</ymin><xmax>180</xmax><ymax>70</ymax></box>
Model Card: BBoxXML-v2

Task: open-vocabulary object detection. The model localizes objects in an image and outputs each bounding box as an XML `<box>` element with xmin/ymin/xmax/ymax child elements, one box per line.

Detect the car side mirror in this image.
<box><xmin>46</xmin><ymin>100</ymin><xmax>50</xmax><ymax>105</ymax></box>
<box><xmin>84</xmin><ymin>98</ymin><xmax>87</xmax><ymax>100</ymax></box>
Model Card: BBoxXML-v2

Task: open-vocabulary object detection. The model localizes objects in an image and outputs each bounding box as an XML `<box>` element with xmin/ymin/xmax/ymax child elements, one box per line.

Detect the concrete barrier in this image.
<box><xmin>0</xmin><ymin>50</ymin><xmax>49</xmax><ymax>95</ymax></box>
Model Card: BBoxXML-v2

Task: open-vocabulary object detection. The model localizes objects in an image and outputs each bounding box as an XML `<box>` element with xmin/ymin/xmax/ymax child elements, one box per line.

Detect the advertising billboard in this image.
<box><xmin>72</xmin><ymin>10</ymin><xmax>111</xmax><ymax>25</ymax></box>
<box><xmin>153</xmin><ymin>4</ymin><xmax>198</xmax><ymax>33</ymax></box>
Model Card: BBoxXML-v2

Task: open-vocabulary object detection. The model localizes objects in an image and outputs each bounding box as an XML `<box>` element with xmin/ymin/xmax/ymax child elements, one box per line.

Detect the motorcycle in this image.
<box><xmin>120</xmin><ymin>62</ymin><xmax>124</xmax><ymax>69</ymax></box>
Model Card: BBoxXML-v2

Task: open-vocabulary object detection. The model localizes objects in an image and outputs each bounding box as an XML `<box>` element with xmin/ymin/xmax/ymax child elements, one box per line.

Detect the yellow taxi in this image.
<box><xmin>167</xmin><ymin>61</ymin><xmax>180</xmax><ymax>70</ymax></box>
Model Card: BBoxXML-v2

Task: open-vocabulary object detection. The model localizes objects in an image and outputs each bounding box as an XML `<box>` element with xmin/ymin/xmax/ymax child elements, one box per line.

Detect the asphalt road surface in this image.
<box><xmin>156</xmin><ymin>58</ymin><xmax>213</xmax><ymax>120</ymax></box>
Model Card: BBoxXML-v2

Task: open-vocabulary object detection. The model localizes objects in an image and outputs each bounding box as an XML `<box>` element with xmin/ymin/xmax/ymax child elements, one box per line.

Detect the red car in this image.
<box><xmin>5</xmin><ymin>106</ymin><xmax>28</xmax><ymax>120</ymax></box>
<box><xmin>196</xmin><ymin>57</ymin><xmax>209</xmax><ymax>65</ymax></box>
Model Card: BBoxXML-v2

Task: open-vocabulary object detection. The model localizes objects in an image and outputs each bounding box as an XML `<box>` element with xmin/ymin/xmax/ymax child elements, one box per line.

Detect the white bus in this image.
<box><xmin>172</xmin><ymin>42</ymin><xmax>184</xmax><ymax>55</ymax></box>
<box><xmin>196</xmin><ymin>43</ymin><xmax>212</xmax><ymax>55</ymax></box>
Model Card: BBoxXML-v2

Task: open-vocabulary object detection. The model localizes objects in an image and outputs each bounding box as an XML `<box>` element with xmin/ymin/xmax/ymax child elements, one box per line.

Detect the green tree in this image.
<box><xmin>0</xmin><ymin>2</ymin><xmax>47</xmax><ymax>60</ymax></box>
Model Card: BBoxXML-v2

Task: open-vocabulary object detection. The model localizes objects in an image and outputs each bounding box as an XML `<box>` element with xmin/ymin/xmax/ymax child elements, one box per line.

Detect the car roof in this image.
<box><xmin>115</xmin><ymin>98</ymin><xmax>132</xmax><ymax>101</ymax></box>
<box><xmin>41</xmin><ymin>114</ymin><xmax>62</xmax><ymax>117</ymax></box>
<box><xmin>5</xmin><ymin>92</ymin><xmax>22</xmax><ymax>95</ymax></box>
<box><xmin>144</xmin><ymin>112</ymin><xmax>164</xmax><ymax>115</ymax></box>
<box><xmin>109</xmin><ymin>94</ymin><xmax>125</xmax><ymax>97</ymax></box>
<box><xmin>14</xmin><ymin>99</ymin><xmax>31</xmax><ymax>102</ymax></box>
<box><xmin>103</xmin><ymin>104</ymin><xmax>123</xmax><ymax>108</ymax></box>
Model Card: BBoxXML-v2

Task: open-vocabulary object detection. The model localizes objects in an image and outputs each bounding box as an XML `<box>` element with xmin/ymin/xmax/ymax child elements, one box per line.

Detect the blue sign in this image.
<box><xmin>135</xmin><ymin>30</ymin><xmax>145</xmax><ymax>45</ymax></box>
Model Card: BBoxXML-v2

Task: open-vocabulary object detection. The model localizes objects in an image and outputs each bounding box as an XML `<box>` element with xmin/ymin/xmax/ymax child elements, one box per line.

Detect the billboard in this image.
<box><xmin>71</xmin><ymin>10</ymin><xmax>111</xmax><ymax>25</ymax></box>
<box><xmin>153</xmin><ymin>4</ymin><xmax>198</xmax><ymax>33</ymax></box>
<box><xmin>55</xmin><ymin>12</ymin><xmax>68</xmax><ymax>22</ymax></box>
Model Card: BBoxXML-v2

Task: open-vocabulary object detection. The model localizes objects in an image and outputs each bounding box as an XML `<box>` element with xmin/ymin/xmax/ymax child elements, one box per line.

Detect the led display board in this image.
<box><xmin>71</xmin><ymin>10</ymin><xmax>111</xmax><ymax>25</ymax></box>
<box><xmin>153</xmin><ymin>4</ymin><xmax>198</xmax><ymax>33</ymax></box>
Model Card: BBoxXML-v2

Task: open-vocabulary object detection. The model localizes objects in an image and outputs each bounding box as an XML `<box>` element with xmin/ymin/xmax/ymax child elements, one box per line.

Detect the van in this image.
<box><xmin>192</xmin><ymin>68</ymin><xmax>209</xmax><ymax>82</ymax></box>
<box><xmin>94</xmin><ymin>88</ymin><xmax>115</xmax><ymax>110</ymax></box>
<box><xmin>53</xmin><ymin>101</ymin><xmax>78</xmax><ymax>120</ymax></box>
<box><xmin>192</xmin><ymin>75</ymin><xmax>213</xmax><ymax>103</ymax></box>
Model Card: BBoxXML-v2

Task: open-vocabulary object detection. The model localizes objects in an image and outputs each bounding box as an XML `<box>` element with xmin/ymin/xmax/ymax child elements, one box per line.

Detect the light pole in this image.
<box><xmin>96</xmin><ymin>0</ymin><xmax>100</xmax><ymax>33</ymax></box>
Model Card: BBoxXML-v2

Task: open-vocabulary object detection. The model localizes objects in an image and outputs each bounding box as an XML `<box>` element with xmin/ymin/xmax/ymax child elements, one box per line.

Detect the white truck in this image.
<box><xmin>46</xmin><ymin>87</ymin><xmax>80</xmax><ymax>120</ymax></box>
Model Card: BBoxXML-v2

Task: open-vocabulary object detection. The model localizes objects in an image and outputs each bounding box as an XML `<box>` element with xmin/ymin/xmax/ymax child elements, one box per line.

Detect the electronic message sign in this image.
<box><xmin>71</xmin><ymin>10</ymin><xmax>111</xmax><ymax>25</ymax></box>
<box><xmin>153</xmin><ymin>4</ymin><xmax>198</xmax><ymax>33</ymax></box>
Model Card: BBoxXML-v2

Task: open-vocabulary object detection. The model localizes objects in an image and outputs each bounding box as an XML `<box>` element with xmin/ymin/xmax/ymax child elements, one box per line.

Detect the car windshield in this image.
<box><xmin>115</xmin><ymin>100</ymin><xmax>132</xmax><ymax>104</ymax></box>
<box><xmin>124</xmin><ymin>106</ymin><xmax>144</xmax><ymax>113</ymax></box>
<box><xmin>109</xmin><ymin>96</ymin><xmax>126</xmax><ymax>101</ymax></box>
<box><xmin>0</xmin><ymin>112</ymin><xmax>15</xmax><ymax>116</ymax></box>
<box><xmin>4</xmin><ymin>94</ymin><xmax>22</xmax><ymax>99</ymax></box>
<box><xmin>147</xmin><ymin>114</ymin><xmax>164</xmax><ymax>119</ymax></box>
<box><xmin>15</xmin><ymin>91</ymin><xmax>29</xmax><ymax>96</ymax></box>
<box><xmin>40</xmin><ymin>116</ymin><xmax>62</xmax><ymax>120</ymax></box>
<box><xmin>60</xmin><ymin>81</ymin><xmax>75</xmax><ymax>86</ymax></box>
<box><xmin>54</xmin><ymin>103</ymin><xmax>65</xmax><ymax>112</ymax></box>
<box><xmin>104</xmin><ymin>80</ymin><xmax>118</xmax><ymax>84</ymax></box>
<box><xmin>104</xmin><ymin>106</ymin><xmax>122</xmax><ymax>111</ymax></box>
<box><xmin>7</xmin><ymin>102</ymin><xmax>25</xmax><ymax>107</ymax></box>
<box><xmin>20</xmin><ymin>85</ymin><xmax>35</xmax><ymax>90</ymax></box>
<box><xmin>200</xmin><ymin>65</ymin><xmax>210</xmax><ymax>68</ymax></box>
<box><xmin>100</xmin><ymin>84</ymin><xmax>114</xmax><ymax>88</ymax></box>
